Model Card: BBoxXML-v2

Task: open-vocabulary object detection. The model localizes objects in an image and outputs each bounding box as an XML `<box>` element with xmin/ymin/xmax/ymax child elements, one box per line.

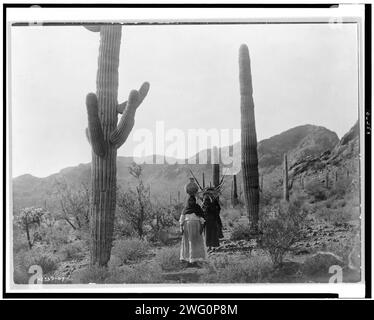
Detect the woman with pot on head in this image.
<box><xmin>179</xmin><ymin>179</ymin><xmax>207</xmax><ymax>267</ymax></box>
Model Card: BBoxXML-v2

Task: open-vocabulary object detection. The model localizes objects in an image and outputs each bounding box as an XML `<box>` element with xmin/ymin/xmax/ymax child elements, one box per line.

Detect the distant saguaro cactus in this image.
<box><xmin>239</xmin><ymin>44</ymin><xmax>259</xmax><ymax>233</ymax></box>
<box><xmin>232</xmin><ymin>175</ymin><xmax>239</xmax><ymax>206</ymax></box>
<box><xmin>283</xmin><ymin>154</ymin><xmax>289</xmax><ymax>202</ymax></box>
<box><xmin>212</xmin><ymin>146</ymin><xmax>220</xmax><ymax>187</ymax></box>
<box><xmin>85</xmin><ymin>25</ymin><xmax>150</xmax><ymax>266</ymax></box>
<box><xmin>202</xmin><ymin>172</ymin><xmax>205</xmax><ymax>189</ymax></box>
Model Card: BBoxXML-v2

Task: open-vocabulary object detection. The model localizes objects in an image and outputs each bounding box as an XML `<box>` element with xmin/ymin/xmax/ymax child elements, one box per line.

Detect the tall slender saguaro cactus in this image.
<box><xmin>232</xmin><ymin>174</ymin><xmax>238</xmax><ymax>206</ymax></box>
<box><xmin>212</xmin><ymin>164</ymin><xmax>220</xmax><ymax>187</ymax></box>
<box><xmin>202</xmin><ymin>172</ymin><xmax>205</xmax><ymax>189</ymax></box>
<box><xmin>212</xmin><ymin>146</ymin><xmax>220</xmax><ymax>187</ymax></box>
<box><xmin>239</xmin><ymin>44</ymin><xmax>259</xmax><ymax>233</ymax></box>
<box><xmin>283</xmin><ymin>154</ymin><xmax>289</xmax><ymax>202</ymax></box>
<box><xmin>85</xmin><ymin>25</ymin><xmax>150</xmax><ymax>266</ymax></box>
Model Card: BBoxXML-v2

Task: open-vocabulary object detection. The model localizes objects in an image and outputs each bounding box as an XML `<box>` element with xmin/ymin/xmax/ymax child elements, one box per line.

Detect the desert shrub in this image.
<box><xmin>328</xmin><ymin>177</ymin><xmax>353</xmax><ymax>199</ymax></box>
<box><xmin>202</xmin><ymin>255</ymin><xmax>273</xmax><ymax>283</ymax></box>
<box><xmin>13</xmin><ymin>268</ymin><xmax>30</xmax><ymax>284</ymax></box>
<box><xmin>53</xmin><ymin>179</ymin><xmax>90</xmax><ymax>233</ymax></box>
<box><xmin>14</xmin><ymin>247</ymin><xmax>59</xmax><ymax>283</ymax></box>
<box><xmin>305</xmin><ymin>181</ymin><xmax>328</xmax><ymax>202</ymax></box>
<box><xmin>221</xmin><ymin>208</ymin><xmax>241</xmax><ymax>225</ymax></box>
<box><xmin>260</xmin><ymin>188</ymin><xmax>282</xmax><ymax>207</ymax></box>
<box><xmin>13</xmin><ymin>237</ymin><xmax>30</xmax><ymax>254</ymax></box>
<box><xmin>230</xmin><ymin>224</ymin><xmax>252</xmax><ymax>241</ymax></box>
<box><xmin>148</xmin><ymin>204</ymin><xmax>177</xmax><ymax>244</ymax></box>
<box><xmin>260</xmin><ymin>189</ymin><xmax>281</xmax><ymax>207</ymax></box>
<box><xmin>111</xmin><ymin>239</ymin><xmax>150</xmax><ymax>264</ymax></box>
<box><xmin>315</xmin><ymin>205</ymin><xmax>359</xmax><ymax>226</ymax></box>
<box><xmin>114</xmin><ymin>221</ymin><xmax>136</xmax><ymax>239</ymax></box>
<box><xmin>14</xmin><ymin>207</ymin><xmax>47</xmax><ymax>249</ymax></box>
<box><xmin>43</xmin><ymin>224</ymin><xmax>72</xmax><ymax>250</ymax></box>
<box><xmin>259</xmin><ymin>199</ymin><xmax>308</xmax><ymax>267</ymax></box>
<box><xmin>156</xmin><ymin>247</ymin><xmax>181</xmax><ymax>271</ymax></box>
<box><xmin>302</xmin><ymin>252</ymin><xmax>344</xmax><ymax>277</ymax></box>
<box><xmin>116</xmin><ymin>164</ymin><xmax>153</xmax><ymax>239</ymax></box>
<box><xmin>32</xmin><ymin>255</ymin><xmax>59</xmax><ymax>274</ymax></box>
<box><xmin>58</xmin><ymin>241</ymin><xmax>86</xmax><ymax>261</ymax></box>
<box><xmin>330</xmin><ymin>199</ymin><xmax>346</xmax><ymax>209</ymax></box>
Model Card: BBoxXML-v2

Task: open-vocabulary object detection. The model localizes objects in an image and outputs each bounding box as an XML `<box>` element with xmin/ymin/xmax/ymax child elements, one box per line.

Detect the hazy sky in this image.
<box><xmin>11</xmin><ymin>23</ymin><xmax>358</xmax><ymax>177</ymax></box>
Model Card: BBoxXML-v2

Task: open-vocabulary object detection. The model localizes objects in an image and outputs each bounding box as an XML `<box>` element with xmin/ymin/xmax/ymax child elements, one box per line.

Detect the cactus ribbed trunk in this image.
<box><xmin>283</xmin><ymin>154</ymin><xmax>289</xmax><ymax>202</ymax></box>
<box><xmin>239</xmin><ymin>44</ymin><xmax>259</xmax><ymax>233</ymax></box>
<box><xmin>89</xmin><ymin>26</ymin><xmax>121</xmax><ymax>266</ymax></box>
<box><xmin>85</xmin><ymin>25</ymin><xmax>149</xmax><ymax>266</ymax></box>
<box><xmin>325</xmin><ymin>171</ymin><xmax>329</xmax><ymax>189</ymax></box>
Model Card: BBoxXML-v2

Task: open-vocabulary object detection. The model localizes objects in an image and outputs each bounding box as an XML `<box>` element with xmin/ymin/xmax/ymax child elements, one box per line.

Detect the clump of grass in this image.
<box><xmin>230</xmin><ymin>224</ymin><xmax>252</xmax><ymax>241</ymax></box>
<box><xmin>156</xmin><ymin>247</ymin><xmax>181</xmax><ymax>271</ymax></box>
<box><xmin>201</xmin><ymin>254</ymin><xmax>273</xmax><ymax>283</ymax></box>
<box><xmin>58</xmin><ymin>241</ymin><xmax>86</xmax><ymax>261</ymax></box>
<box><xmin>111</xmin><ymin>239</ymin><xmax>150</xmax><ymax>264</ymax></box>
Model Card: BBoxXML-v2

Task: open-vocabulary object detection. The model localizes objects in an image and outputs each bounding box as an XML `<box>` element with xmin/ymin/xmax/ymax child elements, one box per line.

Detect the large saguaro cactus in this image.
<box><xmin>239</xmin><ymin>44</ymin><xmax>259</xmax><ymax>233</ymax></box>
<box><xmin>85</xmin><ymin>25</ymin><xmax>150</xmax><ymax>266</ymax></box>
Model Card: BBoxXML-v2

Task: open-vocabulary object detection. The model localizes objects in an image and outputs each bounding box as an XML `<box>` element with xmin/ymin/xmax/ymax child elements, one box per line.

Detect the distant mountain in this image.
<box><xmin>288</xmin><ymin>121</ymin><xmax>359</xmax><ymax>191</ymax></box>
<box><xmin>257</xmin><ymin>125</ymin><xmax>339</xmax><ymax>171</ymax></box>
<box><xmin>12</xmin><ymin>123</ymin><xmax>353</xmax><ymax>211</ymax></box>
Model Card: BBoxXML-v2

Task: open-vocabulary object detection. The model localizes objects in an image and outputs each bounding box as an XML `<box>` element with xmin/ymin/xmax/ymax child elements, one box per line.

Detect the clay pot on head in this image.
<box><xmin>185</xmin><ymin>177</ymin><xmax>199</xmax><ymax>196</ymax></box>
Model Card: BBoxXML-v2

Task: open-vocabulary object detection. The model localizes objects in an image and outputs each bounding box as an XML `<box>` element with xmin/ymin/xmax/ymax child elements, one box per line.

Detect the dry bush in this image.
<box><xmin>156</xmin><ymin>247</ymin><xmax>181</xmax><ymax>271</ymax></box>
<box><xmin>221</xmin><ymin>208</ymin><xmax>242</xmax><ymax>224</ymax></box>
<box><xmin>111</xmin><ymin>239</ymin><xmax>150</xmax><ymax>264</ymax></box>
<box><xmin>259</xmin><ymin>198</ymin><xmax>308</xmax><ymax>267</ymax></box>
<box><xmin>57</xmin><ymin>241</ymin><xmax>87</xmax><ymax>261</ymax></box>
<box><xmin>304</xmin><ymin>181</ymin><xmax>328</xmax><ymax>202</ymax></box>
<box><xmin>230</xmin><ymin>224</ymin><xmax>252</xmax><ymax>241</ymax></box>
<box><xmin>14</xmin><ymin>246</ymin><xmax>60</xmax><ymax>283</ymax></box>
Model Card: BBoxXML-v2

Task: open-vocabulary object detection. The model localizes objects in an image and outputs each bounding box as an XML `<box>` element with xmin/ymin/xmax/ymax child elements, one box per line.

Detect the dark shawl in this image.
<box><xmin>182</xmin><ymin>197</ymin><xmax>204</xmax><ymax>217</ymax></box>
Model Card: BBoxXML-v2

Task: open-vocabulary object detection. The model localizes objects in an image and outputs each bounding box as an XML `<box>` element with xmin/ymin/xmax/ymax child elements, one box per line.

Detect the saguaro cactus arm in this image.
<box><xmin>86</xmin><ymin>92</ymin><xmax>106</xmax><ymax>157</ymax></box>
<box><xmin>110</xmin><ymin>82</ymin><xmax>150</xmax><ymax>148</ymax></box>
<box><xmin>84</xmin><ymin>25</ymin><xmax>101</xmax><ymax>33</ymax></box>
<box><xmin>117</xmin><ymin>82</ymin><xmax>150</xmax><ymax>114</ymax></box>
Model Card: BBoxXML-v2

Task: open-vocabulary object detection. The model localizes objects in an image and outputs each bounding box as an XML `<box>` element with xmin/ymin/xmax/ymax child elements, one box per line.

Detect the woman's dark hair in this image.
<box><xmin>182</xmin><ymin>195</ymin><xmax>204</xmax><ymax>217</ymax></box>
<box><xmin>186</xmin><ymin>195</ymin><xmax>196</xmax><ymax>206</ymax></box>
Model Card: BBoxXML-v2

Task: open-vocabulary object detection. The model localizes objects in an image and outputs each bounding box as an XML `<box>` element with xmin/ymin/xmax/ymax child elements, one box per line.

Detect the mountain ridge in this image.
<box><xmin>12</xmin><ymin>122</ymin><xmax>358</xmax><ymax>211</ymax></box>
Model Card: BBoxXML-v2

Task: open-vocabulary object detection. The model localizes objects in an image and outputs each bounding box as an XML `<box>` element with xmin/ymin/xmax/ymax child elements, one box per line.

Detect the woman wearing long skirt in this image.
<box><xmin>179</xmin><ymin>195</ymin><xmax>207</xmax><ymax>266</ymax></box>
